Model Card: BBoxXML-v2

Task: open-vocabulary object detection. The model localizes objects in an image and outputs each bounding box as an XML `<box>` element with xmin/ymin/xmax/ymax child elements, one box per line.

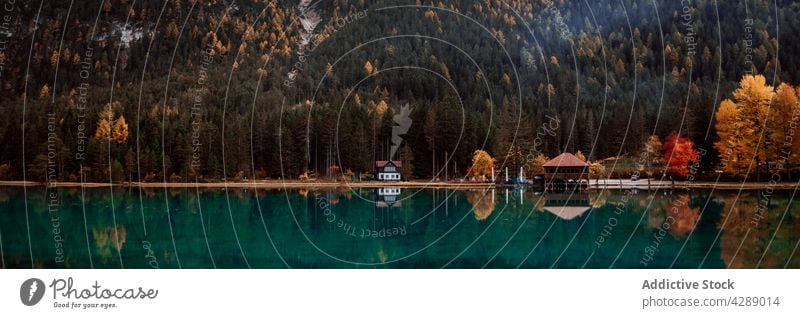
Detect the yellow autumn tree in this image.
<box><xmin>95</xmin><ymin>104</ymin><xmax>114</xmax><ymax>140</ymax></box>
<box><xmin>589</xmin><ymin>162</ymin><xmax>606</xmax><ymax>181</ymax></box>
<box><xmin>374</xmin><ymin>100</ymin><xmax>389</xmax><ymax>118</ymax></box>
<box><xmin>364</xmin><ymin>60</ymin><xmax>375</xmax><ymax>75</ymax></box>
<box><xmin>715</xmin><ymin>99</ymin><xmax>743</xmax><ymax>174</ymax></box>
<box><xmin>500</xmin><ymin>73</ymin><xmax>511</xmax><ymax>86</ymax></box>
<box><xmin>112</xmin><ymin>115</ymin><xmax>129</xmax><ymax>143</ymax></box>
<box><xmin>470</xmin><ymin>150</ymin><xmax>495</xmax><ymax>181</ymax></box>
<box><xmin>575</xmin><ymin>150</ymin><xmax>586</xmax><ymax>162</ymax></box>
<box><xmin>95</xmin><ymin>102</ymin><xmax>129</xmax><ymax>144</ymax></box>
<box><xmin>771</xmin><ymin>84</ymin><xmax>800</xmax><ymax>167</ymax></box>
<box><xmin>39</xmin><ymin>84</ymin><xmax>50</xmax><ymax>98</ymax></box>
<box><xmin>714</xmin><ymin>75</ymin><xmax>775</xmax><ymax>177</ymax></box>
<box><xmin>526</xmin><ymin>154</ymin><xmax>549</xmax><ymax>175</ymax></box>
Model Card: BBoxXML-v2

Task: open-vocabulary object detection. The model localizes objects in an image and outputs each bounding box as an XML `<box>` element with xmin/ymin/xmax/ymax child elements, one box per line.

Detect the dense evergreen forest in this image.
<box><xmin>0</xmin><ymin>0</ymin><xmax>798</xmax><ymax>182</ymax></box>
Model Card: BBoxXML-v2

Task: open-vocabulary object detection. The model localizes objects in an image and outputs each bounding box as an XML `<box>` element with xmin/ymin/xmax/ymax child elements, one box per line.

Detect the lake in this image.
<box><xmin>0</xmin><ymin>186</ymin><xmax>797</xmax><ymax>268</ymax></box>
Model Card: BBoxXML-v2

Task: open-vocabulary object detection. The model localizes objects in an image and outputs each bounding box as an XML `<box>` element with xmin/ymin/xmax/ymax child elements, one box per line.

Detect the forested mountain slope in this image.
<box><xmin>0</xmin><ymin>0</ymin><xmax>796</xmax><ymax>181</ymax></box>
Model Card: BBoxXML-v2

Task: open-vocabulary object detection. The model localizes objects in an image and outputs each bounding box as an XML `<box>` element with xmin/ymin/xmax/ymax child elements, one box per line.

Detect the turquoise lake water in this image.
<box><xmin>0</xmin><ymin>186</ymin><xmax>797</xmax><ymax>268</ymax></box>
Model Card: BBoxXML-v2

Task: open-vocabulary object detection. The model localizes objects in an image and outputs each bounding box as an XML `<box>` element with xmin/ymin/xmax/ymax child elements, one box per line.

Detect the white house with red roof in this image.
<box><xmin>375</xmin><ymin>160</ymin><xmax>402</xmax><ymax>181</ymax></box>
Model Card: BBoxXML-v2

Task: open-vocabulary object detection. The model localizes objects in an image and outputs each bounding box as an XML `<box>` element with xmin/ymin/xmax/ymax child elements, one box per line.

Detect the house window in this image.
<box><xmin>378</xmin><ymin>172</ymin><xmax>401</xmax><ymax>180</ymax></box>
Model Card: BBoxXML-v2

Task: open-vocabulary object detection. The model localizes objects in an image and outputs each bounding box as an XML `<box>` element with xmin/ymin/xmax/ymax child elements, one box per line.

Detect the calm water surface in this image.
<box><xmin>0</xmin><ymin>186</ymin><xmax>798</xmax><ymax>268</ymax></box>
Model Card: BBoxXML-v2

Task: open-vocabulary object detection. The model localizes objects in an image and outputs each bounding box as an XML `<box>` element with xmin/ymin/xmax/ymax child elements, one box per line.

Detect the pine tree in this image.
<box><xmin>493</xmin><ymin>96</ymin><xmax>533</xmax><ymax>176</ymax></box>
<box><xmin>400</xmin><ymin>143</ymin><xmax>414</xmax><ymax>180</ymax></box>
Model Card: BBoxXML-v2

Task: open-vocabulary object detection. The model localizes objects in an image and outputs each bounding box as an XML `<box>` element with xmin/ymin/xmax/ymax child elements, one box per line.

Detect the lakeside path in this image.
<box><xmin>0</xmin><ymin>180</ymin><xmax>495</xmax><ymax>189</ymax></box>
<box><xmin>0</xmin><ymin>179</ymin><xmax>798</xmax><ymax>189</ymax></box>
<box><xmin>589</xmin><ymin>179</ymin><xmax>800</xmax><ymax>190</ymax></box>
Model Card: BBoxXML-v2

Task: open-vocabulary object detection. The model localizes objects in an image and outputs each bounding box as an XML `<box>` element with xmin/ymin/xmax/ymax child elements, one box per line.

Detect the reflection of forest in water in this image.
<box><xmin>0</xmin><ymin>187</ymin><xmax>797</xmax><ymax>268</ymax></box>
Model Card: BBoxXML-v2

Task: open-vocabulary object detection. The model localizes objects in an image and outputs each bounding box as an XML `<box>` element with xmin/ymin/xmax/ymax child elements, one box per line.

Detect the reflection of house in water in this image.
<box><xmin>543</xmin><ymin>193</ymin><xmax>591</xmax><ymax>220</ymax></box>
<box><xmin>376</xmin><ymin>187</ymin><xmax>402</xmax><ymax>207</ymax></box>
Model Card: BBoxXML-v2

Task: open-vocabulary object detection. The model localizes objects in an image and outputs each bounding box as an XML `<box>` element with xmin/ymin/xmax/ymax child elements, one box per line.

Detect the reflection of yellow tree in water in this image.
<box><xmin>533</xmin><ymin>195</ymin><xmax>545</xmax><ymax>213</ymax></box>
<box><xmin>336</xmin><ymin>187</ymin><xmax>352</xmax><ymax>200</ymax></box>
<box><xmin>93</xmin><ymin>225</ymin><xmax>127</xmax><ymax>261</ymax></box>
<box><xmin>719</xmin><ymin>194</ymin><xmax>766</xmax><ymax>268</ymax></box>
<box><xmin>329</xmin><ymin>193</ymin><xmax>340</xmax><ymax>205</ymax></box>
<box><xmin>790</xmin><ymin>219</ymin><xmax>800</xmax><ymax>268</ymax></box>
<box><xmin>467</xmin><ymin>190</ymin><xmax>495</xmax><ymax>221</ymax></box>
<box><xmin>794</xmin><ymin>218</ymin><xmax>800</xmax><ymax>267</ymax></box>
<box><xmin>755</xmin><ymin>198</ymin><xmax>800</xmax><ymax>268</ymax></box>
<box><xmin>589</xmin><ymin>191</ymin><xmax>606</xmax><ymax>208</ymax></box>
<box><xmin>377</xmin><ymin>247</ymin><xmax>388</xmax><ymax>264</ymax></box>
<box><xmin>168</xmin><ymin>188</ymin><xmax>182</xmax><ymax>197</ymax></box>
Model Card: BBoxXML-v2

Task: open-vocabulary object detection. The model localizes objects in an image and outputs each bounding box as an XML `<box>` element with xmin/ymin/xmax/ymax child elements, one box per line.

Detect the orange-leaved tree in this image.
<box><xmin>662</xmin><ymin>132</ymin><xmax>699</xmax><ymax>177</ymax></box>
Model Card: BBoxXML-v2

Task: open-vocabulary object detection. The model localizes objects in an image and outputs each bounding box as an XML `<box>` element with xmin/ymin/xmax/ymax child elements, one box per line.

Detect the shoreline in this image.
<box><xmin>0</xmin><ymin>179</ymin><xmax>797</xmax><ymax>190</ymax></box>
<box><xmin>0</xmin><ymin>180</ymin><xmax>496</xmax><ymax>189</ymax></box>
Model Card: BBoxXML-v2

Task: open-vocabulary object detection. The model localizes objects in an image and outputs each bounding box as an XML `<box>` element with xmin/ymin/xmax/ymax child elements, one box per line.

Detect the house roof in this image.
<box><xmin>376</xmin><ymin>160</ymin><xmax>402</xmax><ymax>168</ymax></box>
<box><xmin>544</xmin><ymin>206</ymin><xmax>590</xmax><ymax>220</ymax></box>
<box><xmin>543</xmin><ymin>153</ymin><xmax>588</xmax><ymax>167</ymax></box>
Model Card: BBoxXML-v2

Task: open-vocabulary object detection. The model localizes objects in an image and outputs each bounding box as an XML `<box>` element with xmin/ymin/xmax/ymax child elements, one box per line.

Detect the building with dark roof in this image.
<box><xmin>543</xmin><ymin>153</ymin><xmax>589</xmax><ymax>191</ymax></box>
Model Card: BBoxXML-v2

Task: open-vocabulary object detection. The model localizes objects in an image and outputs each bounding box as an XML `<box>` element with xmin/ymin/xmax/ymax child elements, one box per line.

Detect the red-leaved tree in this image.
<box><xmin>662</xmin><ymin>132</ymin><xmax>700</xmax><ymax>177</ymax></box>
